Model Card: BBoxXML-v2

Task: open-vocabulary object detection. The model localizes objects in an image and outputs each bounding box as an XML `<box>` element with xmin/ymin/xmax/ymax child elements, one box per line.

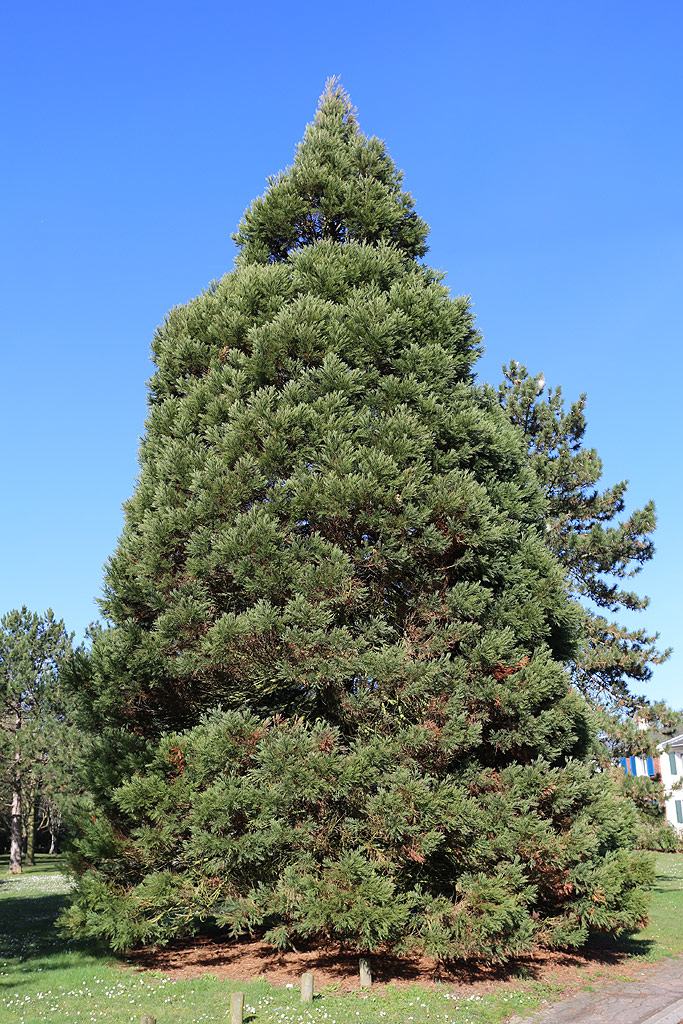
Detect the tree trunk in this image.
<box><xmin>8</xmin><ymin>715</ymin><xmax>22</xmax><ymax>874</ymax></box>
<box><xmin>25</xmin><ymin>790</ymin><xmax>36</xmax><ymax>866</ymax></box>
<box><xmin>48</xmin><ymin>802</ymin><xmax>61</xmax><ymax>855</ymax></box>
<box><xmin>9</xmin><ymin>781</ymin><xmax>22</xmax><ymax>874</ymax></box>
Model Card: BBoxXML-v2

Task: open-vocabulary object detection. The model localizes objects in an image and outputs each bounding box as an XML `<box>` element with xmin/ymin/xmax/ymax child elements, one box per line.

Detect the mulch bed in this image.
<box><xmin>125</xmin><ymin>936</ymin><xmax>658</xmax><ymax>995</ymax></box>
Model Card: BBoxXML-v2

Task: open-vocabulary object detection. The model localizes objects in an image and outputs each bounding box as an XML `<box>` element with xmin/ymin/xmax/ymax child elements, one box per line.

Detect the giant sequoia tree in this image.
<box><xmin>66</xmin><ymin>83</ymin><xmax>652</xmax><ymax>958</ymax></box>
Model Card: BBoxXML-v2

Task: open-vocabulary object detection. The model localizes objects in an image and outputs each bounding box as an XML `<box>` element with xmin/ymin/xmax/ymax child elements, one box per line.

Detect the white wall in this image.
<box><xmin>658</xmin><ymin>741</ymin><xmax>683</xmax><ymax>833</ymax></box>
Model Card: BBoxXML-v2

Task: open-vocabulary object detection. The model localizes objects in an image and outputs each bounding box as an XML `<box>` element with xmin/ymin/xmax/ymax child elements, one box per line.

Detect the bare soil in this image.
<box><xmin>126</xmin><ymin>935</ymin><xmax>659</xmax><ymax>995</ymax></box>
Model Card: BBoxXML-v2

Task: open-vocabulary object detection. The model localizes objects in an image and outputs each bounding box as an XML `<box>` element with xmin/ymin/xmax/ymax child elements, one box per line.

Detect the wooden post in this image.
<box><xmin>359</xmin><ymin>956</ymin><xmax>372</xmax><ymax>988</ymax></box>
<box><xmin>230</xmin><ymin>991</ymin><xmax>244</xmax><ymax>1024</ymax></box>
<box><xmin>301</xmin><ymin>971</ymin><xmax>314</xmax><ymax>1002</ymax></box>
<box><xmin>140</xmin><ymin>1016</ymin><xmax>156</xmax><ymax>1024</ymax></box>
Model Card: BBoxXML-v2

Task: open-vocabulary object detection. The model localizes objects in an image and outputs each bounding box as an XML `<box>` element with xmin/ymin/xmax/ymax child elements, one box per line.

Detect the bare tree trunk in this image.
<box><xmin>48</xmin><ymin>802</ymin><xmax>61</xmax><ymax>855</ymax></box>
<box><xmin>9</xmin><ymin>781</ymin><xmax>22</xmax><ymax>874</ymax></box>
<box><xmin>25</xmin><ymin>789</ymin><xmax>36</xmax><ymax>866</ymax></box>
<box><xmin>8</xmin><ymin>715</ymin><xmax>22</xmax><ymax>874</ymax></box>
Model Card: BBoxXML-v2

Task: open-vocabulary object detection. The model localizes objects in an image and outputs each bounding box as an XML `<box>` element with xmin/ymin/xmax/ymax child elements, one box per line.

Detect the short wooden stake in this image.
<box><xmin>141</xmin><ymin>1016</ymin><xmax>157</xmax><ymax>1024</ymax></box>
<box><xmin>230</xmin><ymin>991</ymin><xmax>244</xmax><ymax>1024</ymax></box>
<box><xmin>301</xmin><ymin>971</ymin><xmax>314</xmax><ymax>1002</ymax></box>
<box><xmin>359</xmin><ymin>956</ymin><xmax>372</xmax><ymax>988</ymax></box>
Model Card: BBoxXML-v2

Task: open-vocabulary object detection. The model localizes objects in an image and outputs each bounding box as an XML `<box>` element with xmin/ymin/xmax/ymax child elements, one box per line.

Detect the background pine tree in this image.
<box><xmin>66</xmin><ymin>82</ymin><xmax>653</xmax><ymax>959</ymax></box>
<box><xmin>0</xmin><ymin>608</ymin><xmax>73</xmax><ymax>872</ymax></box>
<box><xmin>494</xmin><ymin>362</ymin><xmax>675</xmax><ymax>755</ymax></box>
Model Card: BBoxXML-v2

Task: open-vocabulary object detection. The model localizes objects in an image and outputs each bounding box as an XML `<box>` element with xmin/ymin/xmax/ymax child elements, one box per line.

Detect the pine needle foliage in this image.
<box><xmin>66</xmin><ymin>83</ymin><xmax>652</xmax><ymax>958</ymax></box>
<box><xmin>0</xmin><ymin>609</ymin><xmax>73</xmax><ymax>870</ymax></box>
<box><xmin>494</xmin><ymin>362</ymin><xmax>673</xmax><ymax>754</ymax></box>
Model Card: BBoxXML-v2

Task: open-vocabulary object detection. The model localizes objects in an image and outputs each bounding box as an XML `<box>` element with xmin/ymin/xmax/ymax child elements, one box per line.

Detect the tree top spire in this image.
<box><xmin>233</xmin><ymin>81</ymin><xmax>429</xmax><ymax>264</ymax></box>
<box><xmin>314</xmin><ymin>76</ymin><xmax>358</xmax><ymax>130</ymax></box>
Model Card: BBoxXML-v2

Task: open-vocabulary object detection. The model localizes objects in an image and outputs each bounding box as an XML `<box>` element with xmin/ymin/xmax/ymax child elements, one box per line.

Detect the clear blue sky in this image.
<box><xmin>1</xmin><ymin>1</ymin><xmax>680</xmax><ymax>708</ymax></box>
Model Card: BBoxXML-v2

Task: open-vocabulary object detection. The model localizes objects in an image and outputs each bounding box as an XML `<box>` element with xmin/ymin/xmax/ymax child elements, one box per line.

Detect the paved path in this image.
<box><xmin>509</xmin><ymin>957</ymin><xmax>683</xmax><ymax>1024</ymax></box>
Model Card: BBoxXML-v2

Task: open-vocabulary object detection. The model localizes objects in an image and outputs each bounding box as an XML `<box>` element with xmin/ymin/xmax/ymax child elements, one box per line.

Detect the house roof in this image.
<box><xmin>657</xmin><ymin>733</ymin><xmax>683</xmax><ymax>751</ymax></box>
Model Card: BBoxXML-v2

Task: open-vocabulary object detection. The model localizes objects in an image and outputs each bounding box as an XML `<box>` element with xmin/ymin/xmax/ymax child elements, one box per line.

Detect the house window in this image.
<box><xmin>670</xmin><ymin>753</ymin><xmax>679</xmax><ymax>776</ymax></box>
<box><xmin>676</xmin><ymin>800</ymin><xmax>683</xmax><ymax>824</ymax></box>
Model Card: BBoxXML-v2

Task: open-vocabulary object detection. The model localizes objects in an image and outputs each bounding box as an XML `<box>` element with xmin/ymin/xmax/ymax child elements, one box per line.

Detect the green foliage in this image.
<box><xmin>636</xmin><ymin>822</ymin><xmax>682</xmax><ymax>853</ymax></box>
<box><xmin>0</xmin><ymin>608</ymin><xmax>74</xmax><ymax>860</ymax></box>
<box><xmin>5</xmin><ymin>855</ymin><xmax>683</xmax><ymax>1024</ymax></box>
<box><xmin>233</xmin><ymin>80</ymin><xmax>430</xmax><ymax>265</ymax></box>
<box><xmin>67</xmin><ymin>83</ymin><xmax>653</xmax><ymax>959</ymax></box>
<box><xmin>494</xmin><ymin>362</ymin><xmax>673</xmax><ymax>752</ymax></box>
<box><xmin>617</xmin><ymin>772</ymin><xmax>664</xmax><ymax>826</ymax></box>
<box><xmin>65</xmin><ymin>710</ymin><xmax>652</xmax><ymax>956</ymax></box>
<box><xmin>3</xmin><ymin>857</ymin><xmax>648</xmax><ymax>1024</ymax></box>
<box><xmin>0</xmin><ymin>607</ymin><xmax>72</xmax><ymax>741</ymax></box>
<box><xmin>615</xmin><ymin>772</ymin><xmax>683</xmax><ymax>852</ymax></box>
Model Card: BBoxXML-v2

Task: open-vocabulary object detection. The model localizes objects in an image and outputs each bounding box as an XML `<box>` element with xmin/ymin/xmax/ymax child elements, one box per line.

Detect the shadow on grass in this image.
<box><xmin>585</xmin><ymin>932</ymin><xmax>656</xmax><ymax>959</ymax></box>
<box><xmin>649</xmin><ymin>870</ymin><xmax>679</xmax><ymax>894</ymax></box>
<box><xmin>0</xmin><ymin>892</ymin><xmax>70</xmax><ymax>945</ymax></box>
<box><xmin>0</xmin><ymin>885</ymin><xmax>115</xmax><ymax>993</ymax></box>
<box><xmin>0</xmin><ymin>938</ymin><xmax>115</xmax><ymax>993</ymax></box>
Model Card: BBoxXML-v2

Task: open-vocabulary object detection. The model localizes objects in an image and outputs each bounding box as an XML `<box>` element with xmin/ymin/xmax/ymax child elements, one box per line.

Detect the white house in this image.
<box><xmin>620</xmin><ymin>733</ymin><xmax>683</xmax><ymax>833</ymax></box>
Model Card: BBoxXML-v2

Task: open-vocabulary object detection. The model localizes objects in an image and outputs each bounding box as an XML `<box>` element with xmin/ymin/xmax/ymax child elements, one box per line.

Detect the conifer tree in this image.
<box><xmin>0</xmin><ymin>608</ymin><xmax>72</xmax><ymax>872</ymax></box>
<box><xmin>66</xmin><ymin>82</ymin><xmax>652</xmax><ymax>958</ymax></box>
<box><xmin>494</xmin><ymin>363</ymin><xmax>673</xmax><ymax>753</ymax></box>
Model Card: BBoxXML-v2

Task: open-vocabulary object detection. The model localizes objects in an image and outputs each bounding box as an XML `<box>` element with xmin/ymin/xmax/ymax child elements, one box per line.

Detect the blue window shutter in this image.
<box><xmin>630</xmin><ymin>756</ymin><xmax>637</xmax><ymax>774</ymax></box>
<box><xmin>646</xmin><ymin>757</ymin><xmax>654</xmax><ymax>776</ymax></box>
<box><xmin>676</xmin><ymin>800</ymin><xmax>683</xmax><ymax>824</ymax></box>
<box><xmin>620</xmin><ymin>757</ymin><xmax>628</xmax><ymax>772</ymax></box>
<box><xmin>670</xmin><ymin>753</ymin><xmax>678</xmax><ymax>775</ymax></box>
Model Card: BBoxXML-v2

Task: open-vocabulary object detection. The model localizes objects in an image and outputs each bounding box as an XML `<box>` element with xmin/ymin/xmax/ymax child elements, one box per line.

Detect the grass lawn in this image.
<box><xmin>628</xmin><ymin>852</ymin><xmax>683</xmax><ymax>959</ymax></box>
<box><xmin>1</xmin><ymin>853</ymin><xmax>681</xmax><ymax>1024</ymax></box>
